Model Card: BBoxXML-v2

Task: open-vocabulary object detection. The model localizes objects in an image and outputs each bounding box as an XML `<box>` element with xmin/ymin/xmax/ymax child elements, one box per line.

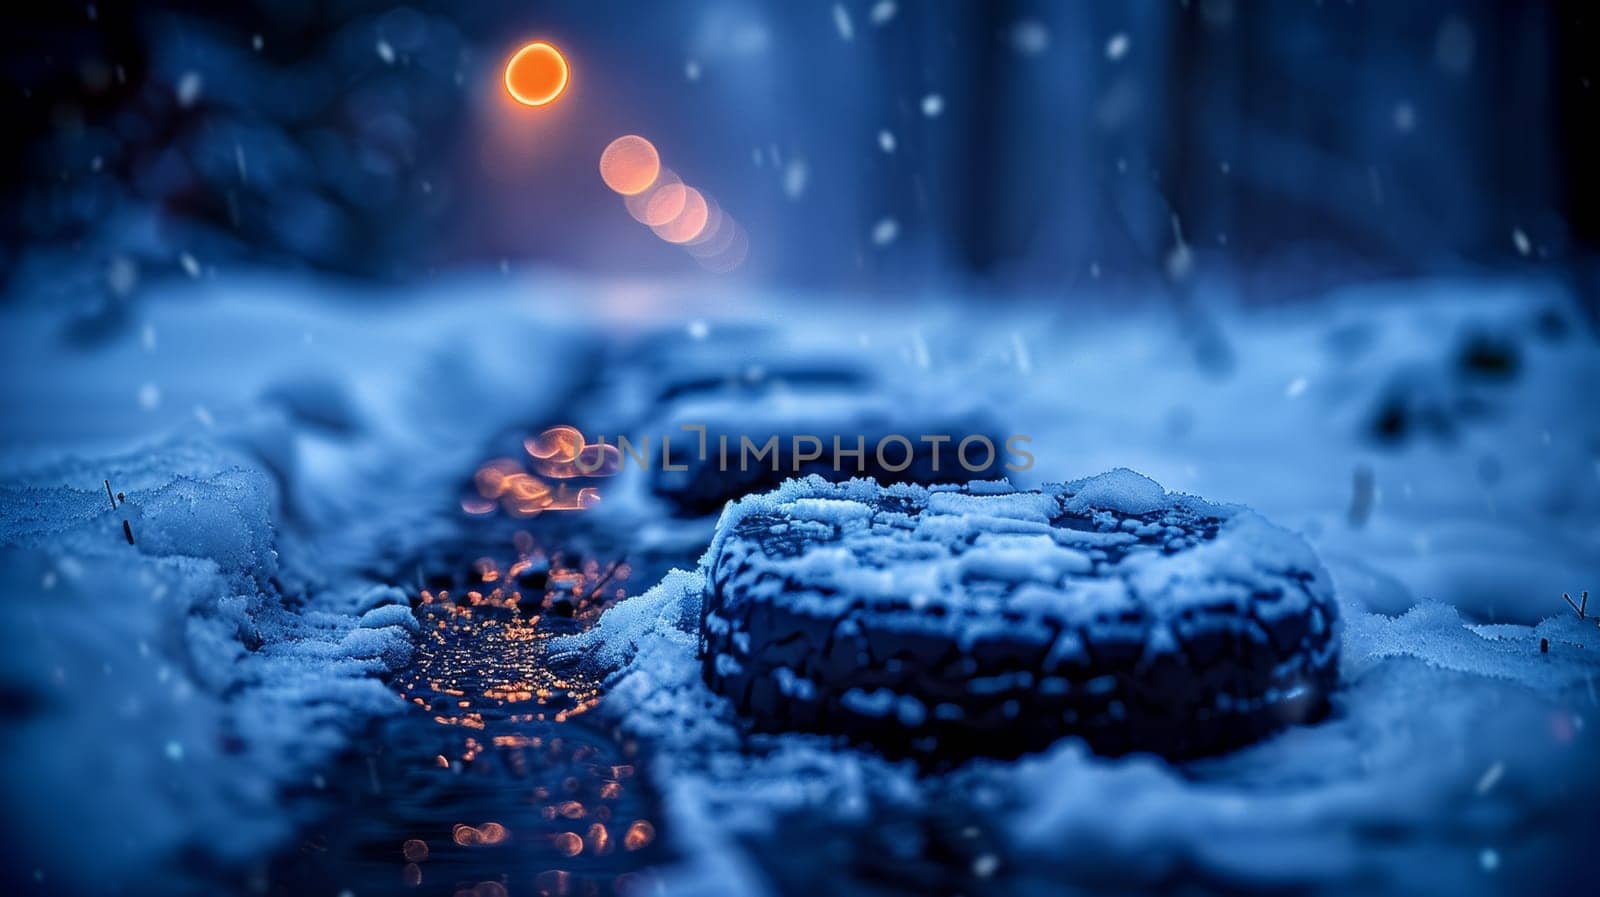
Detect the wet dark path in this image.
<box><xmin>270</xmin><ymin>524</ymin><xmax>684</xmax><ymax>897</ymax></box>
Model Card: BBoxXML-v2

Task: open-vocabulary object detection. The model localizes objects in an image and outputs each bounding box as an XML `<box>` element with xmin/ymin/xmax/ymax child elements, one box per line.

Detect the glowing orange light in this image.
<box><xmin>554</xmin><ymin>831</ymin><xmax>584</xmax><ymax>857</ymax></box>
<box><xmin>504</xmin><ymin>41</ymin><xmax>569</xmax><ymax>107</ymax></box>
<box><xmin>682</xmin><ymin>197</ymin><xmax>724</xmax><ymax>246</ymax></box>
<box><xmin>652</xmin><ymin>187</ymin><xmax>710</xmax><ymax>243</ymax></box>
<box><xmin>623</xmin><ymin>820</ymin><xmax>654</xmax><ymax>851</ymax></box>
<box><xmin>625</xmin><ymin>169</ymin><xmax>688</xmax><ymax>226</ymax></box>
<box><xmin>474</xmin><ymin>458</ymin><xmax>524</xmax><ymax>498</ymax></box>
<box><xmin>599</xmin><ymin>136</ymin><xmax>661</xmax><ymax>195</ymax></box>
<box><xmin>525</xmin><ymin>426</ymin><xmax>585</xmax><ymax>462</ymax></box>
<box><xmin>536</xmin><ymin>443</ymin><xmax>621</xmax><ymax>479</ymax></box>
<box><xmin>460</xmin><ymin>497</ymin><xmax>496</xmax><ymax>516</ymax></box>
<box><xmin>536</xmin><ymin>870</ymin><xmax>570</xmax><ymax>897</ymax></box>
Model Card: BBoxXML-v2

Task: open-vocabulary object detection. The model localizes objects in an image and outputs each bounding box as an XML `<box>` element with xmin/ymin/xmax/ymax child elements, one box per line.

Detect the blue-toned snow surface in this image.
<box><xmin>2</xmin><ymin>271</ymin><xmax>1597</xmax><ymax>896</ymax></box>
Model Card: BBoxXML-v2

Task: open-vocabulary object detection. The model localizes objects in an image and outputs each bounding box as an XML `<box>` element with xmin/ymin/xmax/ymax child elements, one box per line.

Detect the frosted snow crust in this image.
<box><xmin>704</xmin><ymin>470</ymin><xmax>1333</xmax><ymax>637</ymax></box>
<box><xmin>0</xmin><ymin>446</ymin><xmax>413</xmax><ymax>890</ymax></box>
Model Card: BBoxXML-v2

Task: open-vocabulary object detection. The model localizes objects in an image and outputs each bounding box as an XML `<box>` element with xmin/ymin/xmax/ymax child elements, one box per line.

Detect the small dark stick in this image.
<box><xmin>107</xmin><ymin>479</ymin><xmax>134</xmax><ymax>544</ymax></box>
<box><xmin>1562</xmin><ymin>591</ymin><xmax>1589</xmax><ymax>620</ymax></box>
<box><xmin>1541</xmin><ymin>637</ymin><xmax>1549</xmax><ymax>654</ymax></box>
<box><xmin>579</xmin><ymin>558</ymin><xmax>626</xmax><ymax>605</ymax></box>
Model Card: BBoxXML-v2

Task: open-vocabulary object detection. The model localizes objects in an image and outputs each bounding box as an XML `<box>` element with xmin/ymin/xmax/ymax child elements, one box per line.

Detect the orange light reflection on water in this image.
<box><xmin>391</xmin><ymin>534</ymin><xmax>660</xmax><ymax>889</ymax></box>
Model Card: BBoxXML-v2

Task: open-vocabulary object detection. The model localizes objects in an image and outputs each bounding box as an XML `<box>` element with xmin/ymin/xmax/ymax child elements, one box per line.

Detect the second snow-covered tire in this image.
<box><xmin>699</xmin><ymin>472</ymin><xmax>1339</xmax><ymax>761</ymax></box>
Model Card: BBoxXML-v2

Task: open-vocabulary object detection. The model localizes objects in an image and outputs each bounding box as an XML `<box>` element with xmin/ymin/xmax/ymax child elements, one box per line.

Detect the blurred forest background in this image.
<box><xmin>2</xmin><ymin>0</ymin><xmax>1596</xmax><ymax>317</ymax></box>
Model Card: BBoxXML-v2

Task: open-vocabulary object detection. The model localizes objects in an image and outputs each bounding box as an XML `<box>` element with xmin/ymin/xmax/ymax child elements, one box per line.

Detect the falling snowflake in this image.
<box><xmin>1474</xmin><ymin>761</ymin><xmax>1505</xmax><ymax>795</ymax></box>
<box><xmin>783</xmin><ymin>158</ymin><xmax>809</xmax><ymax>200</ymax></box>
<box><xmin>1165</xmin><ymin>214</ymin><xmax>1192</xmax><ymax>280</ymax></box>
<box><xmin>1106</xmin><ymin>32</ymin><xmax>1130</xmax><ymax>61</ymax></box>
<box><xmin>1435</xmin><ymin>16</ymin><xmax>1475</xmax><ymax>75</ymax></box>
<box><xmin>1010</xmin><ymin>20</ymin><xmax>1050</xmax><ymax>56</ymax></box>
<box><xmin>877</xmin><ymin>130</ymin><xmax>897</xmax><ymax>153</ymax></box>
<box><xmin>832</xmin><ymin>4</ymin><xmax>854</xmax><ymax>41</ymax></box>
<box><xmin>179</xmin><ymin>253</ymin><xmax>201</xmax><ymax>278</ymax></box>
<box><xmin>1392</xmin><ymin>102</ymin><xmax>1416</xmax><ymax>133</ymax></box>
<box><xmin>176</xmin><ymin>71</ymin><xmax>203</xmax><ymax>107</ymax></box>
<box><xmin>376</xmin><ymin>38</ymin><xmax>396</xmax><ymax>64</ymax></box>
<box><xmin>870</xmin><ymin>1</ymin><xmax>897</xmax><ymax>26</ymax></box>
<box><xmin>921</xmin><ymin>94</ymin><xmax>944</xmax><ymax>118</ymax></box>
<box><xmin>1512</xmin><ymin>228</ymin><xmax>1531</xmax><ymax>256</ymax></box>
<box><xmin>1166</xmin><ymin>244</ymin><xmax>1193</xmax><ymax>281</ymax></box>
<box><xmin>107</xmin><ymin>256</ymin><xmax>138</xmax><ymax>296</ymax></box>
<box><xmin>909</xmin><ymin>329</ymin><xmax>930</xmax><ymax>368</ymax></box>
<box><xmin>1010</xmin><ymin>332</ymin><xmax>1033</xmax><ymax>374</ymax></box>
<box><xmin>871</xmin><ymin>218</ymin><xmax>900</xmax><ymax>246</ymax></box>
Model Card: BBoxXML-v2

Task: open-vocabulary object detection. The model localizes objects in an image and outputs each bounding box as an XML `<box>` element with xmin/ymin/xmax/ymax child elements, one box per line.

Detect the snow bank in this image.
<box><xmin>990</xmin><ymin>606</ymin><xmax>1600</xmax><ymax>894</ymax></box>
<box><xmin>0</xmin><ymin>272</ymin><xmax>611</xmax><ymax>894</ymax></box>
<box><xmin>0</xmin><ymin>445</ymin><xmax>417</xmax><ymax>893</ymax></box>
<box><xmin>358</xmin><ymin>601</ymin><xmax>420</xmax><ymax>633</ymax></box>
<box><xmin>546</xmin><ymin>569</ymin><xmax>705</xmax><ymax>674</ymax></box>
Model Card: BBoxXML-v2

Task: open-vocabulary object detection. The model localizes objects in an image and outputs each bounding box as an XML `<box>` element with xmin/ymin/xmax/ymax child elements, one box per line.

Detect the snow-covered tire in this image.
<box><xmin>699</xmin><ymin>472</ymin><xmax>1340</xmax><ymax>760</ymax></box>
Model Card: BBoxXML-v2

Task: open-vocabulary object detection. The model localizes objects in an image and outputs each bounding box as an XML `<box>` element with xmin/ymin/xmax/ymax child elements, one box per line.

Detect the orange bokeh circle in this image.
<box><xmin>652</xmin><ymin>187</ymin><xmax>710</xmax><ymax>243</ymax></box>
<box><xmin>625</xmin><ymin>169</ymin><xmax>687</xmax><ymax>226</ymax></box>
<box><xmin>505</xmin><ymin>41</ymin><xmax>569</xmax><ymax>107</ymax></box>
<box><xmin>599</xmin><ymin>136</ymin><xmax>661</xmax><ymax>195</ymax></box>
